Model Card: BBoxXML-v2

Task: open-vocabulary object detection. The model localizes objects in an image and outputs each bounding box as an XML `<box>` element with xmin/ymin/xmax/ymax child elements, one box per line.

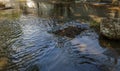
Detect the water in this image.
<box><xmin>0</xmin><ymin>2</ymin><xmax>120</xmax><ymax>71</ymax></box>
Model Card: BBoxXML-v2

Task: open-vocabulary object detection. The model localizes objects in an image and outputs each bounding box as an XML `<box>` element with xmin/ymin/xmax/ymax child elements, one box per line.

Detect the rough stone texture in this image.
<box><xmin>100</xmin><ymin>18</ymin><xmax>120</xmax><ymax>39</ymax></box>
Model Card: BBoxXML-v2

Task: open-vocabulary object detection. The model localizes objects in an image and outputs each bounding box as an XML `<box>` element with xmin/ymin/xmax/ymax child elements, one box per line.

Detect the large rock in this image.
<box><xmin>100</xmin><ymin>18</ymin><xmax>120</xmax><ymax>39</ymax></box>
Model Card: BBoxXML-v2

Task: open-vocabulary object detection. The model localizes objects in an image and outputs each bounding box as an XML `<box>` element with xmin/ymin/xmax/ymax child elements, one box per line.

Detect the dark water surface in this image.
<box><xmin>0</xmin><ymin>2</ymin><xmax>120</xmax><ymax>71</ymax></box>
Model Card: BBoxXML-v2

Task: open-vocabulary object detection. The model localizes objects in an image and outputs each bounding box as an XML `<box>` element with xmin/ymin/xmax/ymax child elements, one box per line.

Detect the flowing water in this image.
<box><xmin>0</xmin><ymin>2</ymin><xmax>120</xmax><ymax>71</ymax></box>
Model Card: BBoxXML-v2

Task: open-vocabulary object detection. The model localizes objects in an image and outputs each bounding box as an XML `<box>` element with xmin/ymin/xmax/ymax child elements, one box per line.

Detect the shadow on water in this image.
<box><xmin>0</xmin><ymin>1</ymin><xmax>120</xmax><ymax>71</ymax></box>
<box><xmin>99</xmin><ymin>36</ymin><xmax>120</xmax><ymax>54</ymax></box>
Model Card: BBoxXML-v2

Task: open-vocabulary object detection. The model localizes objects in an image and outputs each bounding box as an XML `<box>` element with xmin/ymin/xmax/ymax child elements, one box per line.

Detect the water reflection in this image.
<box><xmin>0</xmin><ymin>1</ymin><xmax>120</xmax><ymax>71</ymax></box>
<box><xmin>0</xmin><ymin>15</ymin><xmax>117</xmax><ymax>71</ymax></box>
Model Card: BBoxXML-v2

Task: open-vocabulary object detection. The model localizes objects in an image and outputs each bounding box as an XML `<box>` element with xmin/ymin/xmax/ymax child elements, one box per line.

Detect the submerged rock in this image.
<box><xmin>0</xmin><ymin>57</ymin><xmax>9</xmax><ymax>70</ymax></box>
<box><xmin>49</xmin><ymin>21</ymin><xmax>90</xmax><ymax>38</ymax></box>
<box><xmin>25</xmin><ymin>64</ymin><xmax>40</xmax><ymax>71</ymax></box>
<box><xmin>53</xmin><ymin>26</ymin><xmax>84</xmax><ymax>38</ymax></box>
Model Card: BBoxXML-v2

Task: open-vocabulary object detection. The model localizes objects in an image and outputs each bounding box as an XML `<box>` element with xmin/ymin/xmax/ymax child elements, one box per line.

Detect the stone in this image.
<box><xmin>0</xmin><ymin>57</ymin><xmax>8</xmax><ymax>70</ymax></box>
<box><xmin>100</xmin><ymin>18</ymin><xmax>120</xmax><ymax>40</ymax></box>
